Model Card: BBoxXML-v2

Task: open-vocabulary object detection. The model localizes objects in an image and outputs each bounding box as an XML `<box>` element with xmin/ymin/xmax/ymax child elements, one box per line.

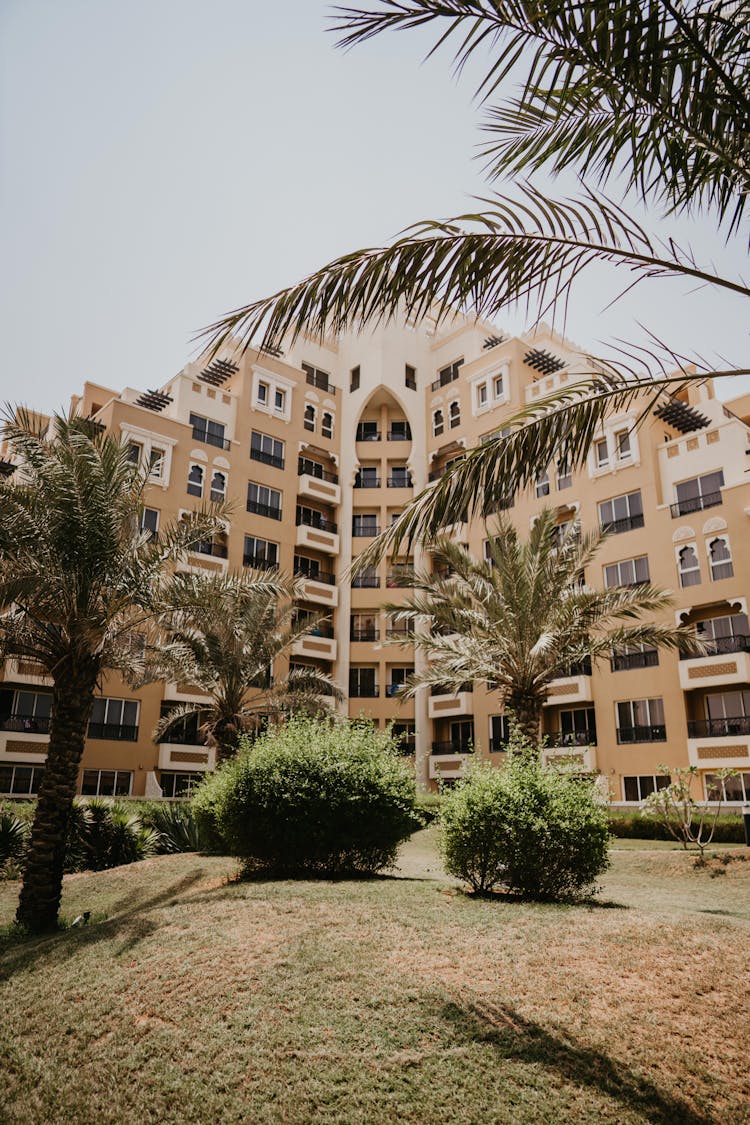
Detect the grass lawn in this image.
<box><xmin>1</xmin><ymin>832</ymin><xmax>749</xmax><ymax>1124</ymax></box>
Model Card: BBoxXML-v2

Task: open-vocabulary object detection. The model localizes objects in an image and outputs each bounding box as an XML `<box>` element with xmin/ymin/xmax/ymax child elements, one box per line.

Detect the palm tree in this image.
<box><xmin>0</xmin><ymin>411</ymin><xmax>222</xmax><ymax>933</ymax></box>
<box><xmin>386</xmin><ymin>510</ymin><xmax>701</xmax><ymax>743</ymax></box>
<box><xmin>150</xmin><ymin>570</ymin><xmax>340</xmax><ymax>761</ymax></box>
<box><xmin>200</xmin><ymin>0</ymin><xmax>750</xmax><ymax>549</ymax></box>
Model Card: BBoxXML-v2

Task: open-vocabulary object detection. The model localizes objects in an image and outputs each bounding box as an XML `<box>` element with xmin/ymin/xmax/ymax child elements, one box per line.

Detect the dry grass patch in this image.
<box><xmin>1</xmin><ymin>835</ymin><xmax>748</xmax><ymax>1123</ymax></box>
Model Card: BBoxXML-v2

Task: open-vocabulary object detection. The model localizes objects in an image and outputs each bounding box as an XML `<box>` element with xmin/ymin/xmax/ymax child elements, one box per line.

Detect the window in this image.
<box><xmin>127</xmin><ymin>442</ymin><xmax>142</xmax><ymax>464</ymax></box>
<box><xmin>557</xmin><ymin>707</ymin><xmax>597</xmax><ymax>745</ymax></box>
<box><xmin>450</xmin><ymin>719</ymin><xmax>474</xmax><ymax>750</ymax></box>
<box><xmin>89</xmin><ymin>697</ymin><xmax>139</xmax><ymax>740</ymax></box>
<box><xmin>598</xmin><ymin>491</ymin><xmax>644</xmax><ymax>534</ymax></box>
<box><xmin>678</xmin><ymin>544</ymin><xmax>701</xmax><ymax>587</ymax></box>
<box><xmin>611</xmin><ymin>644</ymin><xmax>659</xmax><ymax>672</ymax></box>
<box><xmin>350</xmin><ymin>366</ymin><xmax>361</xmax><ymax>392</ymax></box>
<box><xmin>247</xmin><ymin>482</ymin><xmax>282</xmax><ymax>519</ymax></box>
<box><xmin>352</xmin><ymin>565</ymin><xmax>379</xmax><ymax>588</ymax></box>
<box><xmin>391</xmin><ymin>721</ymin><xmax>416</xmax><ymax>752</ymax></box>
<box><xmin>709</xmin><ymin>537</ymin><xmax>733</xmax><ymax>581</ymax></box>
<box><xmin>557</xmin><ymin>458</ymin><xmax>572</xmax><ymax>490</ymax></box>
<box><xmin>698</xmin><ymin>613</ymin><xmax>750</xmax><ymax>655</ymax></box>
<box><xmin>352</xmin><ymin>514</ymin><xmax>379</xmax><ymax>537</ymax></box>
<box><xmin>432</xmin><ymin>409</ymin><xmax>444</xmax><ymax>437</ymax></box>
<box><xmin>81</xmin><ymin>769</ymin><xmax>133</xmax><ymax>797</ymax></box>
<box><xmin>493</xmin><ymin>373</ymin><xmax>504</xmax><ymax>398</ymax></box>
<box><xmin>349</xmin><ymin>667</ymin><xmax>378</xmax><ymax>697</ymax></box>
<box><xmin>321</xmin><ymin>412</ymin><xmax>334</xmax><ymax>440</ymax></box>
<box><xmin>294</xmin><ymin>554</ymin><xmax>327</xmax><ymax>583</ymax></box>
<box><xmin>297</xmin><ymin>504</ymin><xmax>335</xmax><ymax>532</ymax></box>
<box><xmin>449</xmin><ymin>401</ymin><xmax>461</xmax><ymax>429</ymax></box>
<box><xmin>189</xmin><ymin>413</ymin><xmax>227</xmax><ymax>450</ymax></box>
<box><xmin>160</xmin><ymin>771</ymin><xmax>202</xmax><ymax>799</ymax></box>
<box><xmin>387</xmin><ymin>667</ymin><xmax>414</xmax><ymax>696</ymax></box>
<box><xmin>703</xmin><ymin>691</ymin><xmax>750</xmax><ymax>735</ymax></box>
<box><xmin>535</xmin><ymin>469</ymin><xmax>550</xmax><ymax>498</ymax></box>
<box><xmin>304</xmin><ymin>404</ymin><xmax>316</xmax><ymax>432</ymax></box>
<box><xmin>243</xmin><ymin>536</ymin><xmax>279</xmax><ymax>569</ymax></box>
<box><xmin>615</xmin><ymin>429</ymin><xmax>632</xmax><ymax>460</ymax></box>
<box><xmin>434</xmin><ymin>358</ymin><xmax>464</xmax><ymax>389</ymax></box>
<box><xmin>274</xmin><ymin>388</ymin><xmax>286</xmax><ymax>413</ymax></box>
<box><xmin>250</xmin><ymin>431</ymin><xmax>284</xmax><ymax>469</ymax></box>
<box><xmin>477</xmin><ymin>383</ymin><xmax>488</xmax><ymax>408</ymax></box>
<box><xmin>405</xmin><ymin>364</ymin><xmax>417</xmax><ymax>390</ymax></box>
<box><xmin>351</xmin><ymin>613</ymin><xmax>379</xmax><ymax>641</ymax></box>
<box><xmin>257</xmin><ymin>381</ymin><xmax>268</xmax><ymax>405</ymax></box>
<box><xmin>8</xmin><ymin>689</ymin><xmax>52</xmax><ymax>733</ymax></box>
<box><xmin>389</xmin><ymin>466</ymin><xmax>411</xmax><ymax>488</ymax></box>
<box><xmin>210</xmin><ymin>471</ymin><xmax>226</xmax><ymax>502</ymax></box>
<box><xmin>616</xmin><ymin>698</ymin><xmax>666</xmax><ymax>742</ymax></box>
<box><xmin>604</xmin><ymin>555</ymin><xmax>650</xmax><ymax>588</ymax></box>
<box><xmin>674</xmin><ymin>470</ymin><xmax>724</xmax><ymax>517</ymax></box>
<box><xmin>140</xmin><ymin>507</ymin><xmax>159</xmax><ymax>538</ymax></box>
<box><xmin>490</xmin><ymin>715</ymin><xmax>510</xmax><ymax>751</ymax></box>
<box><xmin>705</xmin><ymin>771</ymin><xmax>750</xmax><ymax>803</ymax></box>
<box><xmin>356</xmin><ymin>421</ymin><xmax>379</xmax><ymax>442</ymax></box>
<box><xmin>302</xmin><ymin>362</ymin><xmax>333</xmax><ymax>393</ymax></box>
<box><xmin>355</xmin><ymin>466</ymin><xmax>380</xmax><ymax>488</ymax></box>
<box><xmin>0</xmin><ymin>763</ymin><xmax>45</xmax><ymax>796</ymax></box>
<box><xmin>187</xmin><ymin>464</ymin><xmax>204</xmax><ymax>498</ymax></box>
<box><xmin>148</xmin><ymin>448</ymin><xmax>165</xmax><ymax>479</ymax></box>
<box><xmin>388</xmin><ymin>420</ymin><xmax>411</xmax><ymax>440</ymax></box>
<box><xmin>623</xmin><ymin>775</ymin><xmax>670</xmax><ymax>802</ymax></box>
<box><xmin>595</xmin><ymin>438</ymin><xmax>609</xmax><ymax>469</ymax></box>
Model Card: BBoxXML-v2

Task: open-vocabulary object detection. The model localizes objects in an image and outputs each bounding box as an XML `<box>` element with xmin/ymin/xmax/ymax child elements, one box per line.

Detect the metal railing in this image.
<box><xmin>387</xmin><ymin>476</ymin><xmax>413</xmax><ymax>488</ymax></box>
<box><xmin>430</xmin><ymin>683</ymin><xmax>473</xmax><ymax>696</ymax></box>
<box><xmin>243</xmin><ymin>554</ymin><xmax>280</xmax><ymax>571</ymax></box>
<box><xmin>546</xmin><ymin>730</ymin><xmax>598</xmax><ymax>747</ymax></box>
<box><xmin>2</xmin><ymin>714</ymin><xmax>51</xmax><ymax>734</ymax></box>
<box><xmin>350</xmin><ymin>627</ymin><xmax>379</xmax><ymax>641</ymax></box>
<box><xmin>387</xmin><ymin>428</ymin><xmax>411</xmax><ymax>440</ymax></box>
<box><xmin>298</xmin><ymin>458</ymin><xmax>338</xmax><ymax>484</ymax></box>
<box><xmin>680</xmin><ymin>634</ymin><xmax>750</xmax><ymax>659</ymax></box>
<box><xmin>616</xmin><ymin>724</ymin><xmax>667</xmax><ymax>743</ymax></box>
<box><xmin>356</xmin><ymin>426</ymin><xmax>381</xmax><ymax>442</ymax></box>
<box><xmin>600</xmin><ymin>513</ymin><xmax>645</xmax><ymax>535</ymax></box>
<box><xmin>192</xmin><ymin>428</ymin><xmax>230</xmax><ymax>450</ymax></box>
<box><xmin>670</xmin><ymin>491</ymin><xmax>722</xmax><ymax>518</ymax></box>
<box><xmin>351</xmin><ymin>575</ymin><xmax>381</xmax><ymax>588</ymax></box>
<box><xmin>354</xmin><ymin>477</ymin><xmax>381</xmax><ymax>488</ymax></box>
<box><xmin>305</xmin><ymin>370</ymin><xmax>336</xmax><ymax>394</ymax></box>
<box><xmin>296</xmin><ymin>508</ymin><xmax>338</xmax><ymax>534</ymax></box>
<box><xmin>611</xmin><ymin>649</ymin><xmax>659</xmax><ymax>671</ymax></box>
<box><xmin>352</xmin><ymin>525</ymin><xmax>380</xmax><ymax>537</ymax></box>
<box><xmin>250</xmin><ymin>447</ymin><xmax>284</xmax><ymax>470</ymax></box>
<box><xmin>350</xmin><ymin>684</ymin><xmax>380</xmax><ymax>698</ymax></box>
<box><xmin>193</xmin><ymin>541</ymin><xmax>229</xmax><ymax>559</ymax></box>
<box><xmin>246</xmin><ymin>499</ymin><xmax>282</xmax><ymax>520</ymax></box>
<box><xmin>431</xmin><ymin>741</ymin><xmax>473</xmax><ymax>755</ymax></box>
<box><xmin>87</xmin><ymin>722</ymin><xmax>139</xmax><ymax>742</ymax></box>
<box><xmin>687</xmin><ymin>716</ymin><xmax>750</xmax><ymax>737</ymax></box>
<box><xmin>294</xmin><ymin>561</ymin><xmax>335</xmax><ymax>585</ymax></box>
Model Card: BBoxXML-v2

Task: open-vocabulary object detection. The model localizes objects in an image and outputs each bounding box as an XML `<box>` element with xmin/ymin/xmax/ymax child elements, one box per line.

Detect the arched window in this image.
<box><xmin>678</xmin><ymin>544</ymin><xmax>701</xmax><ymax>587</ymax></box>
<box><xmin>449</xmin><ymin>401</ymin><xmax>461</xmax><ymax>428</ymax></box>
<box><xmin>210</xmin><ymin>471</ymin><xmax>226</xmax><ymax>502</ymax></box>
<box><xmin>304</xmin><ymin>404</ymin><xmax>316</xmax><ymax>433</ymax></box>
<box><xmin>322</xmin><ymin>411</ymin><xmax>334</xmax><ymax>439</ymax></box>
<box><xmin>709</xmin><ymin>537</ymin><xmax>733</xmax><ymax>581</ymax></box>
<box><xmin>433</xmin><ymin>409</ymin><xmax>444</xmax><ymax>437</ymax></box>
<box><xmin>187</xmin><ymin>464</ymin><xmax>204</xmax><ymax>498</ymax></box>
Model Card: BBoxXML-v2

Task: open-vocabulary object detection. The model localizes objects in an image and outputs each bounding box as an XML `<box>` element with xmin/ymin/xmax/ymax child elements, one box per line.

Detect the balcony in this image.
<box><xmin>295</xmin><ymin>510</ymin><xmax>339</xmax><ymax>555</ymax></box>
<box><xmin>191</xmin><ymin>427</ymin><xmax>230</xmax><ymax>451</ymax></box>
<box><xmin>387</xmin><ymin>476</ymin><xmax>413</xmax><ymax>488</ymax></box>
<box><xmin>87</xmin><ymin>722</ymin><xmax>139</xmax><ymax>742</ymax></box>
<box><xmin>428</xmin><ymin>688</ymin><xmax>473</xmax><ymax>719</ymax></box>
<box><xmin>356</xmin><ymin>425</ymin><xmax>381</xmax><ymax>442</ymax></box>
<box><xmin>678</xmin><ymin>646</ymin><xmax>750</xmax><ymax>691</ymax></box>
<box><xmin>688</xmin><ymin>716</ymin><xmax>750</xmax><ymax>738</ymax></box>
<box><xmin>246</xmin><ymin>499</ymin><xmax>282</xmax><ymax>521</ymax></box>
<box><xmin>611</xmin><ymin>649</ymin><xmax>659</xmax><ymax>672</ymax></box>
<box><xmin>192</xmin><ymin>541</ymin><xmax>228</xmax><ymax>559</ymax></box>
<box><xmin>291</xmin><ymin>634</ymin><xmax>337</xmax><ymax>662</ymax></box>
<box><xmin>350</xmin><ymin>627</ymin><xmax>379</xmax><ymax>641</ymax></box>
<box><xmin>354</xmin><ymin>477</ymin><xmax>381</xmax><ymax>489</ymax></box>
<box><xmin>546</xmin><ymin>730</ymin><xmax>598</xmax><ymax>748</ymax></box>
<box><xmin>1</xmin><ymin>714</ymin><xmax>51</xmax><ymax>735</ymax></box>
<box><xmin>686</xmin><ymin>719</ymin><xmax>750</xmax><ymax>769</ymax></box>
<box><xmin>351</xmin><ymin>575</ymin><xmax>381</xmax><ymax>589</ymax></box>
<box><xmin>542</xmin><ymin>744</ymin><xmax>598</xmax><ymax>772</ymax></box>
<box><xmin>297</xmin><ymin>460</ymin><xmax>341</xmax><ymax>504</ymax></box>
<box><xmin>157</xmin><ymin>743</ymin><xmax>215</xmax><ymax>773</ymax></box>
<box><xmin>431</xmin><ymin>741</ymin><xmax>473</xmax><ymax>755</ymax></box>
<box><xmin>243</xmin><ymin>553</ymin><xmax>280</xmax><ymax>571</ymax></box>
<box><xmin>294</xmin><ymin>569</ymin><xmax>339</xmax><ymax>607</ymax></box>
<box><xmin>670</xmin><ymin>491</ymin><xmax>722</xmax><ymax>519</ymax></box>
<box><xmin>159</xmin><ymin>727</ymin><xmax>205</xmax><ymax>746</ymax></box>
<box><xmin>616</xmin><ymin>724</ymin><xmax>667</xmax><ymax>744</ymax></box>
<box><xmin>305</xmin><ymin>370</ymin><xmax>336</xmax><ymax>394</ymax></box>
<box><xmin>543</xmin><ymin>673</ymin><xmax>593</xmax><ymax>706</ymax></box>
<box><xmin>600</xmin><ymin>513</ymin><xmax>645</xmax><ymax>535</ymax></box>
<box><xmin>250</xmin><ymin>447</ymin><xmax>284</xmax><ymax>470</ymax></box>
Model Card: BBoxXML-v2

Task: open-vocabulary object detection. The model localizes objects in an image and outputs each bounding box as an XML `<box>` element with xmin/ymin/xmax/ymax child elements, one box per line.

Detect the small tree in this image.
<box><xmin>641</xmin><ymin>765</ymin><xmax>738</xmax><ymax>858</ymax></box>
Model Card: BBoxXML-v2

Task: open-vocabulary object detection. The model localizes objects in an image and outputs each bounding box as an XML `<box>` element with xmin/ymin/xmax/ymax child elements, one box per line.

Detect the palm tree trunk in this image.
<box><xmin>506</xmin><ymin>694</ymin><xmax>543</xmax><ymax>750</ymax></box>
<box><xmin>16</xmin><ymin>662</ymin><xmax>99</xmax><ymax>933</ymax></box>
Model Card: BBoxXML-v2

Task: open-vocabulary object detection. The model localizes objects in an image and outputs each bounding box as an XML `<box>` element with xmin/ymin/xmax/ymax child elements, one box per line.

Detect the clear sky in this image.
<box><xmin>1</xmin><ymin>0</ymin><xmax>748</xmax><ymax>414</ymax></box>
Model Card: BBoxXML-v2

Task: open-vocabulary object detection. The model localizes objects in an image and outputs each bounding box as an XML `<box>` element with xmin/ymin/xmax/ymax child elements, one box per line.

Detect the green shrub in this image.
<box><xmin>608</xmin><ymin>809</ymin><xmax>744</xmax><ymax>843</ymax></box>
<box><xmin>0</xmin><ymin>811</ymin><xmax>29</xmax><ymax>876</ymax></box>
<box><xmin>192</xmin><ymin>715</ymin><xmax>423</xmax><ymax>877</ymax></box>
<box><xmin>139</xmin><ymin>801</ymin><xmax>204</xmax><ymax>853</ymax></box>
<box><xmin>440</xmin><ymin>734</ymin><xmax>611</xmax><ymax>900</ymax></box>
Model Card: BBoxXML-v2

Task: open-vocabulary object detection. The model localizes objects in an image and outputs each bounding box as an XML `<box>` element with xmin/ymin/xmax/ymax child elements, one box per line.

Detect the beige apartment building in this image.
<box><xmin>1</xmin><ymin>313</ymin><xmax>749</xmax><ymax>806</ymax></box>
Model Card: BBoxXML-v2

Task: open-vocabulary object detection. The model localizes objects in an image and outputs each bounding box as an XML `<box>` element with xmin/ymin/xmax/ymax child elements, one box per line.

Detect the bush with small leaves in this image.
<box><xmin>192</xmin><ymin>715</ymin><xmax>423</xmax><ymax>877</ymax></box>
<box><xmin>440</xmin><ymin>729</ymin><xmax>611</xmax><ymax>900</ymax></box>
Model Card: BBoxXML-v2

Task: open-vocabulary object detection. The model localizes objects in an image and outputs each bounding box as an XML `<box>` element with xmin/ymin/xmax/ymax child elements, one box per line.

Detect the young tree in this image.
<box><xmin>386</xmin><ymin>511</ymin><xmax>700</xmax><ymax>741</ymax></box>
<box><xmin>150</xmin><ymin>571</ymin><xmax>340</xmax><ymax>761</ymax></box>
<box><xmin>201</xmin><ymin>1</ymin><xmax>750</xmax><ymax>549</ymax></box>
<box><xmin>0</xmin><ymin>412</ymin><xmax>221</xmax><ymax>932</ymax></box>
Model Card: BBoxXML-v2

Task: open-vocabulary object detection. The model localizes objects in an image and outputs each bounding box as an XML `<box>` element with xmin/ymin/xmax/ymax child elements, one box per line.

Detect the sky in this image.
<box><xmin>1</xmin><ymin>0</ymin><xmax>748</xmax><ymax>415</ymax></box>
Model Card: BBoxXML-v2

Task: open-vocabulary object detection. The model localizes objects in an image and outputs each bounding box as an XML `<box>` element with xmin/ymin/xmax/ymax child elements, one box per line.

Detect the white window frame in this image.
<box><xmin>210</xmin><ymin>470</ymin><xmax>227</xmax><ymax>503</ymax></box>
<box><xmin>676</xmin><ymin>542</ymin><xmax>701</xmax><ymax>587</ymax></box>
<box><xmin>449</xmin><ymin>400</ymin><xmax>461</xmax><ymax>428</ymax></box>
<box><xmin>251</xmin><ymin>367</ymin><xmax>293</xmax><ymax>423</ymax></box>
<box><xmin>604</xmin><ymin>555</ymin><xmax>650</xmax><ymax>588</ymax></box>
<box><xmin>707</xmin><ymin>536</ymin><xmax>733</xmax><ymax>581</ymax></box>
<box><xmin>304</xmin><ymin>404</ymin><xmax>317</xmax><ymax>433</ymax></box>
<box><xmin>187</xmin><ymin>463</ymin><xmax>204</xmax><ymax>498</ymax></box>
<box><xmin>321</xmin><ymin>411</ymin><xmax>334</xmax><ymax>440</ymax></box>
<box><xmin>432</xmin><ymin>409</ymin><xmax>444</xmax><ymax>437</ymax></box>
<box><xmin>80</xmin><ymin>769</ymin><xmax>133</xmax><ymax>798</ymax></box>
<box><xmin>622</xmin><ymin>774</ymin><xmax>670</xmax><ymax>802</ymax></box>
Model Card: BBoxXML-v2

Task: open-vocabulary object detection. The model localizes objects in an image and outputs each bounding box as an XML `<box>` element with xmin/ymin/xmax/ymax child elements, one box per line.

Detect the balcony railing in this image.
<box><xmin>246</xmin><ymin>499</ymin><xmax>282</xmax><ymax>520</ymax></box>
<box><xmin>351</xmin><ymin>627</ymin><xmax>379</xmax><ymax>641</ymax></box>
<box><xmin>2</xmin><ymin>714</ymin><xmax>51</xmax><ymax>734</ymax></box>
<box><xmin>431</xmin><ymin>741</ymin><xmax>473</xmax><ymax>755</ymax></box>
<box><xmin>305</xmin><ymin>370</ymin><xmax>336</xmax><ymax>394</ymax></box>
<box><xmin>350</xmin><ymin>684</ymin><xmax>379</xmax><ymax>698</ymax></box>
<box><xmin>243</xmin><ymin>554</ymin><xmax>280</xmax><ymax>571</ymax></box>
<box><xmin>386</xmin><ymin>627</ymin><xmax>414</xmax><ymax>640</ymax></box>
<box><xmin>296</xmin><ymin>509</ymin><xmax>338</xmax><ymax>534</ymax></box>
<box><xmin>250</xmin><ymin>447</ymin><xmax>284</xmax><ymax>470</ymax></box>
<box><xmin>386</xmin><ymin>683</ymin><xmax>409</xmax><ymax>697</ymax></box>
<box><xmin>193</xmin><ymin>541</ymin><xmax>229</xmax><ymax>559</ymax></box>
<box><xmin>387</xmin><ymin>428</ymin><xmax>411</xmax><ymax>441</ymax></box>
<box><xmin>294</xmin><ymin>561</ymin><xmax>335</xmax><ymax>585</ymax></box>
<box><xmin>611</xmin><ymin>649</ymin><xmax>659</xmax><ymax>671</ymax></box>
<box><xmin>192</xmin><ymin>428</ymin><xmax>230</xmax><ymax>450</ymax></box>
<box><xmin>352</xmin><ymin>525</ymin><xmax>380</xmax><ymax>538</ymax></box>
<box><xmin>680</xmin><ymin>634</ymin><xmax>750</xmax><ymax>659</ymax></box>
<box><xmin>351</xmin><ymin>575</ymin><xmax>381</xmax><ymax>588</ymax></box>
<box><xmin>430</xmin><ymin>683</ymin><xmax>473</xmax><ymax>696</ymax></box>
<box><xmin>546</xmin><ymin>730</ymin><xmax>598</xmax><ymax>748</ymax></box>
<box><xmin>554</xmin><ymin>659</ymin><xmax>593</xmax><ymax>678</ymax></box>
<box><xmin>160</xmin><ymin>728</ymin><xmax>205</xmax><ymax>746</ymax></box>
<box><xmin>298</xmin><ymin>458</ymin><xmax>338</xmax><ymax>484</ymax></box>
<box><xmin>356</xmin><ymin>426</ymin><xmax>381</xmax><ymax>442</ymax></box>
<box><xmin>616</xmin><ymin>724</ymin><xmax>667</xmax><ymax>744</ymax></box>
<box><xmin>386</xmin><ymin>571</ymin><xmax>415</xmax><ymax>587</ymax></box>
<box><xmin>387</xmin><ymin>476</ymin><xmax>413</xmax><ymax>488</ymax></box>
<box><xmin>354</xmin><ymin>477</ymin><xmax>381</xmax><ymax>488</ymax></box>
<box><xmin>88</xmin><ymin>722</ymin><xmax>139</xmax><ymax>742</ymax></box>
<box><xmin>396</xmin><ymin>735</ymin><xmax>416</xmax><ymax>754</ymax></box>
<box><xmin>688</xmin><ymin>716</ymin><xmax>750</xmax><ymax>738</ymax></box>
<box><xmin>600</xmin><ymin>513</ymin><xmax>645</xmax><ymax>535</ymax></box>
<box><xmin>297</xmin><ymin>622</ymin><xmax>335</xmax><ymax>639</ymax></box>
<box><xmin>670</xmin><ymin>491</ymin><xmax>722</xmax><ymax>519</ymax></box>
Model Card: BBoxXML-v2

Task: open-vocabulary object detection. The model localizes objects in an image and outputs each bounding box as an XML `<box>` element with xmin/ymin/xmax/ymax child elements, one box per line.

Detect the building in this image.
<box><xmin>1</xmin><ymin>313</ymin><xmax>749</xmax><ymax>806</ymax></box>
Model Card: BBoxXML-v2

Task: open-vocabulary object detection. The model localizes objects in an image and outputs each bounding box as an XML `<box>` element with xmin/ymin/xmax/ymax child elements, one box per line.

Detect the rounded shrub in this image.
<box><xmin>440</xmin><ymin>741</ymin><xmax>611</xmax><ymax>900</ymax></box>
<box><xmin>192</xmin><ymin>715</ymin><xmax>423</xmax><ymax>877</ymax></box>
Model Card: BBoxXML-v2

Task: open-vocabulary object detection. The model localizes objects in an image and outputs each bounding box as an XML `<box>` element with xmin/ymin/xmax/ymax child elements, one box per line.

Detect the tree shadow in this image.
<box><xmin>441</xmin><ymin>999</ymin><xmax>711</xmax><ymax>1125</ymax></box>
<box><xmin>0</xmin><ymin>870</ymin><xmax>207</xmax><ymax>978</ymax></box>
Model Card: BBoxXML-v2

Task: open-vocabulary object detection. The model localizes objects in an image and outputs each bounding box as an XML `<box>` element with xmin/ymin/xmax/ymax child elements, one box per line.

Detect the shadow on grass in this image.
<box><xmin>442</xmin><ymin>999</ymin><xmax>711</xmax><ymax>1125</ymax></box>
<box><xmin>0</xmin><ymin>870</ymin><xmax>207</xmax><ymax>979</ymax></box>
